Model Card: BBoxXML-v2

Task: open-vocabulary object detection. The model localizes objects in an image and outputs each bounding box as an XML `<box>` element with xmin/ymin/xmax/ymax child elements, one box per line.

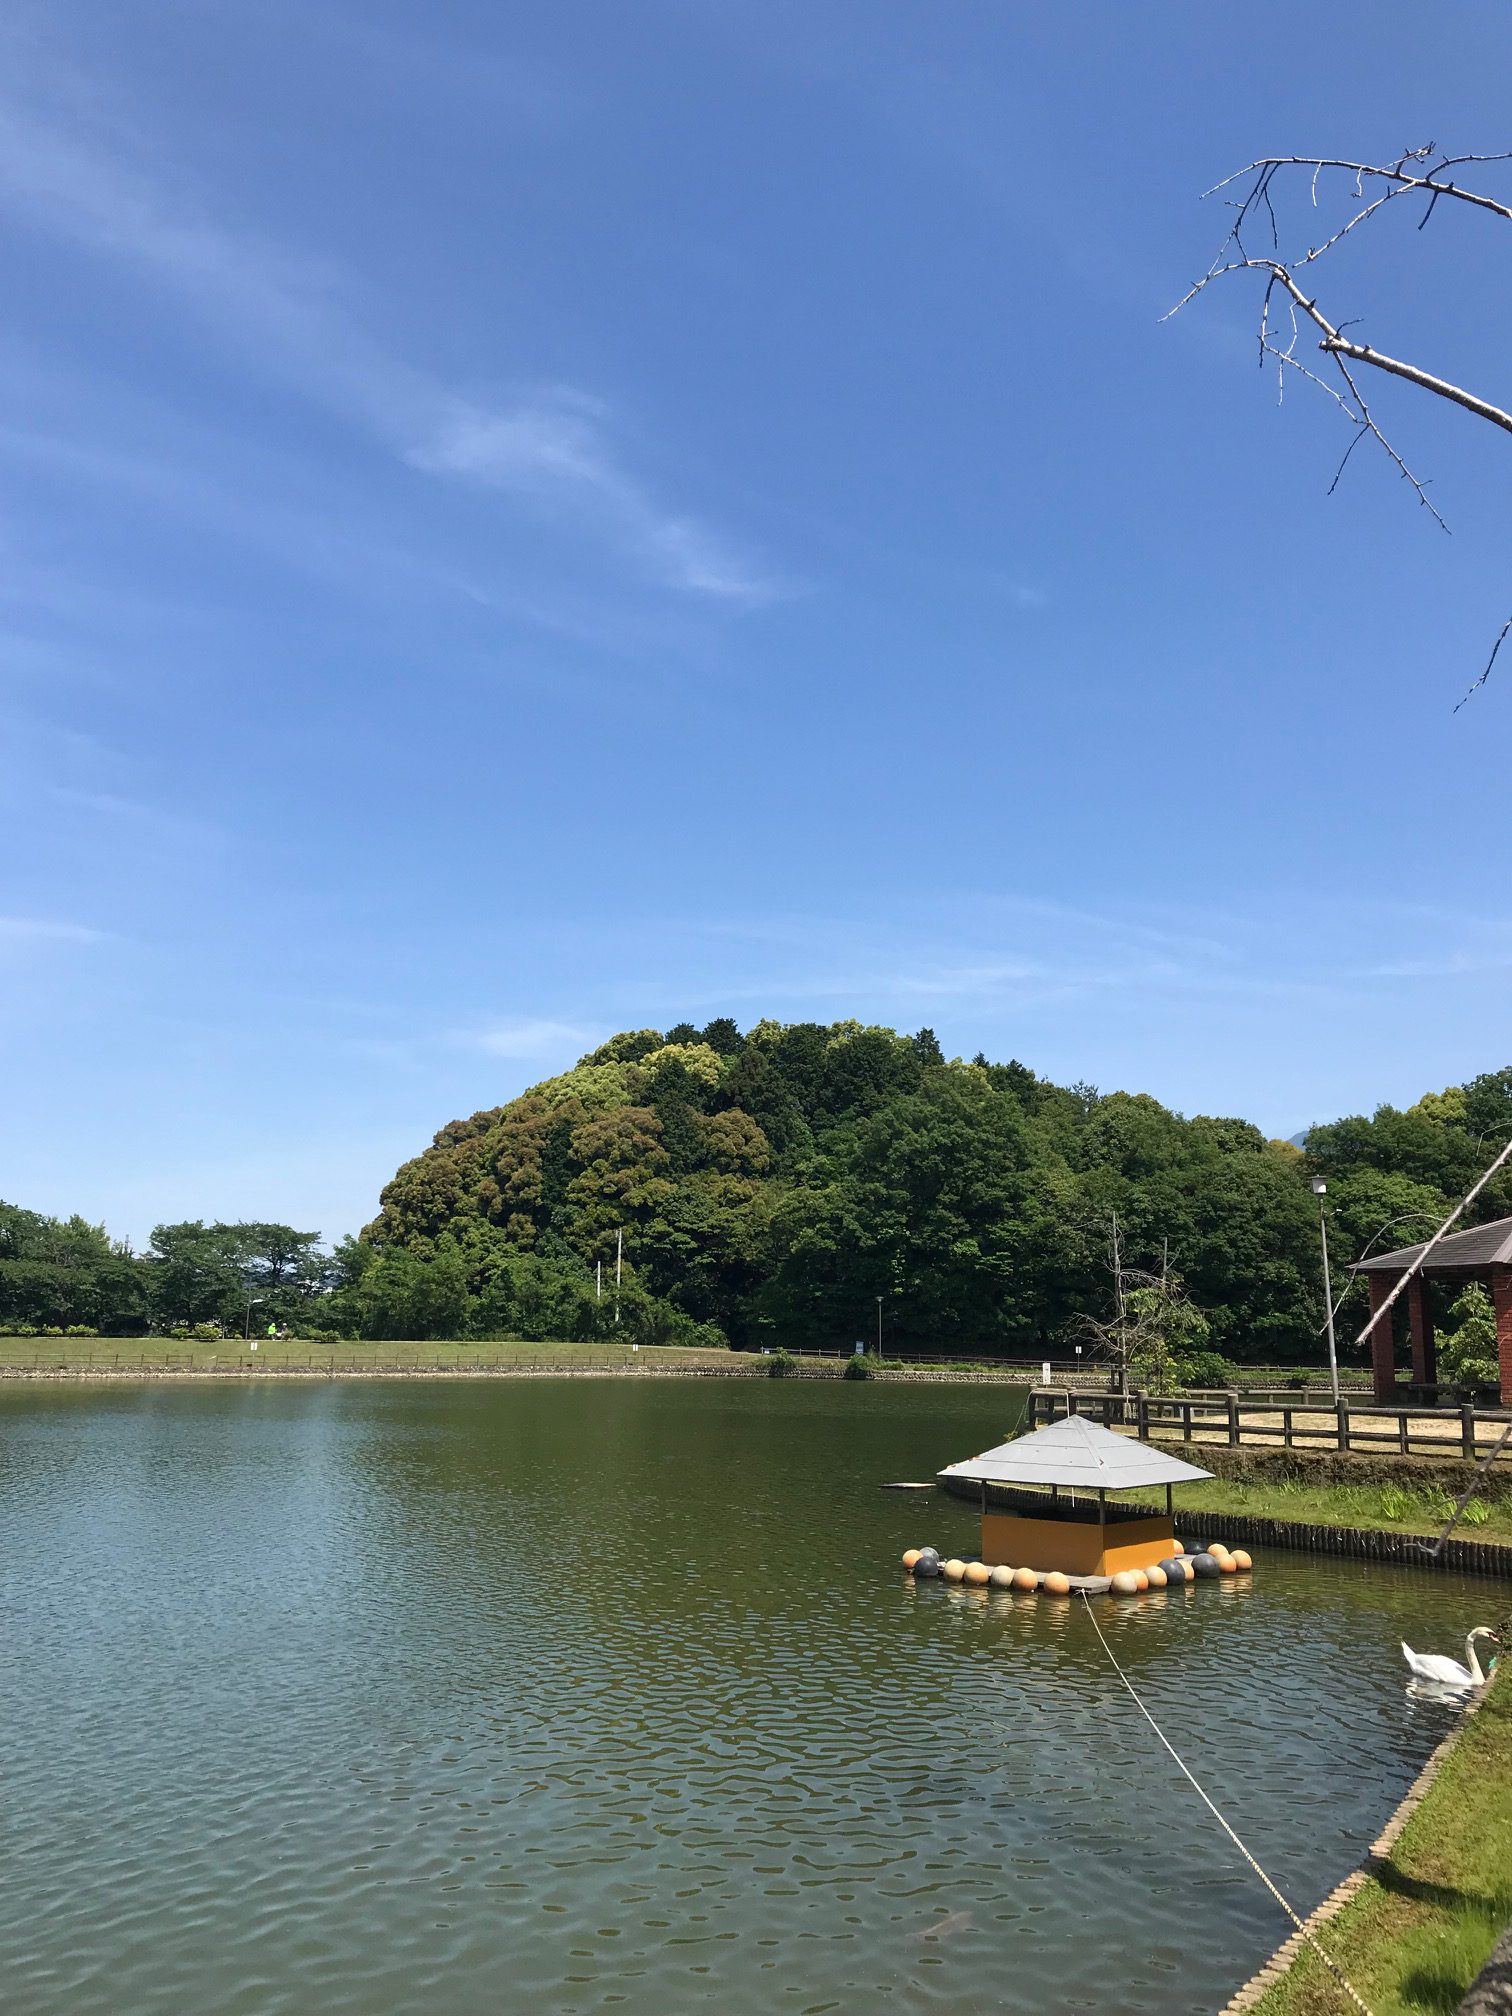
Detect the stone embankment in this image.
<box><xmin>1218</xmin><ymin>1682</ymin><xmax>1497</xmax><ymax>2015</ymax></box>
<box><xmin>0</xmin><ymin>1358</ymin><xmax>1033</xmax><ymax>1385</ymax></box>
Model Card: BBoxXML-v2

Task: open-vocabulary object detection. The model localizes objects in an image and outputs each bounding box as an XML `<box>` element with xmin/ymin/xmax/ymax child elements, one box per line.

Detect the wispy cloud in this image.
<box><xmin>413</xmin><ymin>393</ymin><xmax>780</xmax><ymax>603</ymax></box>
<box><xmin>453</xmin><ymin>1018</ymin><xmax>596</xmax><ymax>1061</ymax></box>
<box><xmin>0</xmin><ymin>47</ymin><xmax>777</xmax><ymax>604</ymax></box>
<box><xmin>0</xmin><ymin>914</ymin><xmax>105</xmax><ymax>946</ymax></box>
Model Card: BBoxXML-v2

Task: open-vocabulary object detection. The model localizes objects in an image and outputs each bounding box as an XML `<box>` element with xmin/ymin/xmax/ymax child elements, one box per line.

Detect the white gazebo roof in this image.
<box><xmin>938</xmin><ymin>1413</ymin><xmax>1213</xmax><ymax>1492</ymax></box>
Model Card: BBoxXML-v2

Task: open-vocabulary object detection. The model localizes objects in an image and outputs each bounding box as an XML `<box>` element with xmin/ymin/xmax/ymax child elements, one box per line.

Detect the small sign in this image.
<box><xmin>854</xmin><ymin>1341</ymin><xmax>866</xmax><ymax>1356</ymax></box>
<box><xmin>1042</xmin><ymin>1360</ymin><xmax>1051</xmax><ymax>1384</ymax></box>
<box><xmin>249</xmin><ymin>1340</ymin><xmax>258</xmax><ymax>1351</ymax></box>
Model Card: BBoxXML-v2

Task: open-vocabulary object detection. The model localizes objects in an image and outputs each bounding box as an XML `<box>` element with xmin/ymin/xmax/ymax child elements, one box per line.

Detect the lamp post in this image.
<box><xmin>245</xmin><ymin>1295</ymin><xmax>265</xmax><ymax>1342</ymax></box>
<box><xmin>875</xmin><ymin>1296</ymin><xmax>883</xmax><ymax>1359</ymax></box>
<box><xmin>1310</xmin><ymin>1179</ymin><xmax>1339</xmax><ymax>1404</ymax></box>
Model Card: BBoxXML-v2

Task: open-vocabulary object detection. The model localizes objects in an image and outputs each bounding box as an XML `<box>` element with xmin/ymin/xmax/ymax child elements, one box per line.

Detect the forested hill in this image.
<box><xmin>367</xmin><ymin>1020</ymin><xmax>1512</xmax><ymax>1357</ymax></box>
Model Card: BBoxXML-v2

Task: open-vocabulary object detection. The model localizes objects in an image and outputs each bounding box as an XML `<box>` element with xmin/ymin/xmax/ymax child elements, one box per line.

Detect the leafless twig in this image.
<box><xmin>1454</xmin><ymin>616</ymin><xmax>1512</xmax><ymax>712</ymax></box>
<box><xmin>1169</xmin><ymin>146</ymin><xmax>1512</xmax><ymax>702</ymax></box>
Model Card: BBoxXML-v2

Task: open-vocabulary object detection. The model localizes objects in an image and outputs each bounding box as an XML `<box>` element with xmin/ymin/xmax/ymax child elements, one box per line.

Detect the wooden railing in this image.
<box><xmin>1027</xmin><ymin>1386</ymin><xmax>1512</xmax><ymax>1460</ymax></box>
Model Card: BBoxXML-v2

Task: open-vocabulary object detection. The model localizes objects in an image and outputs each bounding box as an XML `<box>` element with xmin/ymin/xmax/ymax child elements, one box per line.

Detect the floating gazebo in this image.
<box><xmin>937</xmin><ymin>1415</ymin><xmax>1215</xmax><ymax>1582</ymax></box>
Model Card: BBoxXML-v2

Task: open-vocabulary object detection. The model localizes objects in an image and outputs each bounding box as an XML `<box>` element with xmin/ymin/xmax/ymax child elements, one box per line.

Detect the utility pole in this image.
<box><xmin>875</xmin><ymin>1295</ymin><xmax>883</xmax><ymax>1357</ymax></box>
<box><xmin>1311</xmin><ymin>1178</ymin><xmax>1340</xmax><ymax>1403</ymax></box>
<box><xmin>596</xmin><ymin>1259</ymin><xmax>602</xmax><ymax>1301</ymax></box>
<box><xmin>614</xmin><ymin>1228</ymin><xmax>623</xmax><ymax>1326</ymax></box>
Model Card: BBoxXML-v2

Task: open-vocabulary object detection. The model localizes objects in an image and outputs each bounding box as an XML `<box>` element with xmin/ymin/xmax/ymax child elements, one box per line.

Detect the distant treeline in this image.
<box><xmin>7</xmin><ymin>1023</ymin><xmax>1510</xmax><ymax>1360</ymax></box>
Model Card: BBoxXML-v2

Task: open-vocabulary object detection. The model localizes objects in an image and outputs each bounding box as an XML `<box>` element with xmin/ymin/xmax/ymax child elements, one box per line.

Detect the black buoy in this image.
<box><xmin>913</xmin><ymin>1547</ymin><xmax>941</xmax><ymax>1578</ymax></box>
<box><xmin>1158</xmin><ymin>1558</ymin><xmax>1188</xmax><ymax>1582</ymax></box>
<box><xmin>1183</xmin><ymin>1540</ymin><xmax>1209</xmax><ymax>1557</ymax></box>
<box><xmin>1190</xmin><ymin>1552</ymin><xmax>1222</xmax><ymax>1579</ymax></box>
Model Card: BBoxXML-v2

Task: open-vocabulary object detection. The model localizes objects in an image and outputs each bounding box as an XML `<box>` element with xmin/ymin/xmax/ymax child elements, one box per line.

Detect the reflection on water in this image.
<box><xmin>0</xmin><ymin>1379</ymin><xmax>1485</xmax><ymax>2016</ymax></box>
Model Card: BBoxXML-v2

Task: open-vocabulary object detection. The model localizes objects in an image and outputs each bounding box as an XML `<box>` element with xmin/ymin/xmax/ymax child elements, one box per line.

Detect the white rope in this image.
<box><xmin>1078</xmin><ymin>1593</ymin><xmax>1374</xmax><ymax>2016</ymax></box>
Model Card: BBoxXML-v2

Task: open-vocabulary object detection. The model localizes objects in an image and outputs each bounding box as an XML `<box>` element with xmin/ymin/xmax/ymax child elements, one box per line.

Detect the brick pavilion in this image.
<box><xmin>1352</xmin><ymin>1214</ymin><xmax>1512</xmax><ymax>1404</ymax></box>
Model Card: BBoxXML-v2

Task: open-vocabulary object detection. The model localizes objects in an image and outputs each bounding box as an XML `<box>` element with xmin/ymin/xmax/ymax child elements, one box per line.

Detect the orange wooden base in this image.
<box><xmin>981</xmin><ymin>1509</ymin><xmax>1176</xmax><ymax>1578</ymax></box>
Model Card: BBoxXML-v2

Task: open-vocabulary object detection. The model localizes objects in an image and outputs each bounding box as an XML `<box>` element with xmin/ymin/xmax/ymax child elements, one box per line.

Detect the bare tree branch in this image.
<box><xmin>1168</xmin><ymin>146</ymin><xmax>1512</xmax><ymax>702</ymax></box>
<box><xmin>1454</xmin><ymin>617</ymin><xmax>1512</xmax><ymax>712</ymax></box>
<box><xmin>1203</xmin><ymin>149</ymin><xmax>1512</xmax><ymax>226</ymax></box>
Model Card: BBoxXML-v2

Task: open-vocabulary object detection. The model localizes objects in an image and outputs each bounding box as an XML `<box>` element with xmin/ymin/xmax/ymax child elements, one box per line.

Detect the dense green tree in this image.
<box><xmin>15</xmin><ymin>1024</ymin><xmax>1511</xmax><ymax>1356</ymax></box>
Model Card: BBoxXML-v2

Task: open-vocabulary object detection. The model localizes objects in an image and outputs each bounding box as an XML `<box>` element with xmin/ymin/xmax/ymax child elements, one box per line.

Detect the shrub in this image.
<box><xmin>1437</xmin><ymin>1286</ymin><xmax>1500</xmax><ymax>1393</ymax></box>
<box><xmin>767</xmin><ymin>1348</ymin><xmax>795</xmax><ymax>1378</ymax></box>
<box><xmin>1177</xmin><ymin>1350</ymin><xmax>1239</xmax><ymax>1389</ymax></box>
<box><xmin>843</xmin><ymin>1353</ymin><xmax>871</xmax><ymax>1380</ymax></box>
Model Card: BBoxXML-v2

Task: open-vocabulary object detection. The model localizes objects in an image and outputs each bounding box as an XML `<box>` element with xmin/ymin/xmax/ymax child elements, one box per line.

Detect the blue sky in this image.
<box><xmin>5</xmin><ymin>0</ymin><xmax>1512</xmax><ymax>1244</ymax></box>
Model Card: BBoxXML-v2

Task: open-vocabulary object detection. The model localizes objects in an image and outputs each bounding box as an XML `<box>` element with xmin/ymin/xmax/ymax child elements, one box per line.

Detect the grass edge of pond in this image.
<box><xmin>1247</xmin><ymin>1666</ymin><xmax>1512</xmax><ymax>2016</ymax></box>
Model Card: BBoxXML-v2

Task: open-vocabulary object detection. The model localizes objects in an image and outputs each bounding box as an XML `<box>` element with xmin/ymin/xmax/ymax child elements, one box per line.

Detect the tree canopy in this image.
<box><xmin>7</xmin><ymin>1031</ymin><xmax>1509</xmax><ymax>1357</ymax></box>
<box><xmin>360</xmin><ymin>1022</ymin><xmax>1512</xmax><ymax>1358</ymax></box>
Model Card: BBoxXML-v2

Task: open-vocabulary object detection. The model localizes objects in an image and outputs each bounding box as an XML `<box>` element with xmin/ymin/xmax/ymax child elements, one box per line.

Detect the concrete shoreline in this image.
<box><xmin>1218</xmin><ymin>1681</ymin><xmax>1495</xmax><ymax>2014</ymax></box>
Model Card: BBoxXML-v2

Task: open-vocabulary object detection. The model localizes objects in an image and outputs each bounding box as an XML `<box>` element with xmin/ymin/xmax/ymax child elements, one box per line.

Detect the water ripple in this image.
<box><xmin>0</xmin><ymin>1379</ymin><xmax>1478</xmax><ymax>2016</ymax></box>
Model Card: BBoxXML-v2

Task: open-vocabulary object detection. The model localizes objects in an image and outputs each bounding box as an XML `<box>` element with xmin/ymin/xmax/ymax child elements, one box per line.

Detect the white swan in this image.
<box><xmin>1401</xmin><ymin>1627</ymin><xmax>1499</xmax><ymax>1690</ymax></box>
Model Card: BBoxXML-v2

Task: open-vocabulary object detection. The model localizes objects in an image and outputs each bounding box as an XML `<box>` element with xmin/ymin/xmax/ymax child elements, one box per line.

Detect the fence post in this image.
<box><xmin>1226</xmin><ymin>1391</ymin><xmax>1240</xmax><ymax>1447</ymax></box>
<box><xmin>1068</xmin><ymin>1390</ymin><xmax>1079</xmax><ymax>1417</ymax></box>
<box><xmin>1337</xmin><ymin>1400</ymin><xmax>1351</xmax><ymax>1453</ymax></box>
<box><xmin>1398</xmin><ymin>1410</ymin><xmax>1410</xmax><ymax>1457</ymax></box>
<box><xmin>1182</xmin><ymin>1400</ymin><xmax>1193</xmax><ymax>1443</ymax></box>
<box><xmin>1136</xmin><ymin>1391</ymin><xmax>1149</xmax><ymax>1440</ymax></box>
<box><xmin>1283</xmin><ymin>1406</ymin><xmax>1293</xmax><ymax>1449</ymax></box>
<box><xmin>1462</xmin><ymin>1404</ymin><xmax>1476</xmax><ymax>1460</ymax></box>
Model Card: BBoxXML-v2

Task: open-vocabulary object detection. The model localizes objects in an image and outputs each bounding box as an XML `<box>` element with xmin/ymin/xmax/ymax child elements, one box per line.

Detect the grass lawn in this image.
<box><xmin>0</xmin><ymin>1336</ymin><xmax>741</xmax><ymax>1373</ymax></box>
<box><xmin>1158</xmin><ymin>1476</ymin><xmax>1512</xmax><ymax>1547</ymax></box>
<box><xmin>1250</xmin><ymin>1668</ymin><xmax>1512</xmax><ymax>2016</ymax></box>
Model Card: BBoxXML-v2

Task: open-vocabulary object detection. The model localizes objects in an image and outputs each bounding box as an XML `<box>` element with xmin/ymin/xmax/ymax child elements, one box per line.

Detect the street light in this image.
<box><xmin>1310</xmin><ymin>1178</ymin><xmax>1340</xmax><ymax>1404</ymax></box>
<box><xmin>245</xmin><ymin>1295</ymin><xmax>265</xmax><ymax>1342</ymax></box>
<box><xmin>875</xmin><ymin>1296</ymin><xmax>883</xmax><ymax>1359</ymax></box>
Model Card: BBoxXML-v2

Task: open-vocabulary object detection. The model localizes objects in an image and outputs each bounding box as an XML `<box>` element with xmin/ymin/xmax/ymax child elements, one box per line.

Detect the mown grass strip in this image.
<box><xmin>1249</xmin><ymin>1668</ymin><xmax>1512</xmax><ymax>2016</ymax></box>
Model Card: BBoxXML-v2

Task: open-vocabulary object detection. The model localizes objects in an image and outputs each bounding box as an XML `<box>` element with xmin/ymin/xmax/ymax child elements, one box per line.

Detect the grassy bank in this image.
<box><xmin>0</xmin><ymin>1337</ymin><xmax>740</xmax><ymax>1373</ymax></box>
<box><xmin>1161</xmin><ymin>1476</ymin><xmax>1512</xmax><ymax>1547</ymax></box>
<box><xmin>1249</xmin><ymin>1668</ymin><xmax>1512</xmax><ymax>2016</ymax></box>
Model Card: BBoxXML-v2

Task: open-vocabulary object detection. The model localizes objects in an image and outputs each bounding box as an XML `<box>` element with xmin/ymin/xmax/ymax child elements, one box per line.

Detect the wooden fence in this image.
<box><xmin>1027</xmin><ymin>1385</ymin><xmax>1512</xmax><ymax>1460</ymax></box>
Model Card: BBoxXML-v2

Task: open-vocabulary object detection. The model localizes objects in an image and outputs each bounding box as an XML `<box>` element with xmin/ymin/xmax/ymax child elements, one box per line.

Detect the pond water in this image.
<box><xmin>0</xmin><ymin>1378</ymin><xmax>1491</xmax><ymax>2016</ymax></box>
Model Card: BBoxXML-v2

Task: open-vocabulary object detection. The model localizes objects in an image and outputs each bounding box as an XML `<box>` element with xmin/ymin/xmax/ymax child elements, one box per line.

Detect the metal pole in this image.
<box><xmin>1319</xmin><ymin>1202</ymin><xmax>1340</xmax><ymax>1404</ymax></box>
<box><xmin>875</xmin><ymin>1296</ymin><xmax>882</xmax><ymax>1357</ymax></box>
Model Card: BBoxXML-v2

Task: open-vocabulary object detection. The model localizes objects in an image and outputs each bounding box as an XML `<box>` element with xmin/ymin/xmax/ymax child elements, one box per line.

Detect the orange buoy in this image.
<box><xmin>1043</xmin><ymin>1571</ymin><xmax>1071</xmax><ymax>1596</ymax></box>
<box><xmin>1132</xmin><ymin>1570</ymin><xmax>1149</xmax><ymax>1591</ymax></box>
<box><xmin>1207</xmin><ymin>1542</ymin><xmax>1231</xmax><ymax>1560</ymax></box>
<box><xmin>942</xmin><ymin>1558</ymin><xmax>967</xmax><ymax>1582</ymax></box>
<box><xmin>902</xmin><ymin>1549</ymin><xmax>922</xmax><ymax>1571</ymax></box>
<box><xmin>1218</xmin><ymin>1553</ymin><xmax>1237</xmax><ymax>1573</ymax></box>
<box><xmin>1012</xmin><ymin>1567</ymin><xmax>1038</xmax><ymax>1591</ymax></box>
<box><xmin>1145</xmin><ymin>1565</ymin><xmax>1167</xmax><ymax>1589</ymax></box>
<box><xmin>1109</xmin><ymin>1570</ymin><xmax>1141</xmax><ymax>1595</ymax></box>
<box><xmin>988</xmin><ymin>1564</ymin><xmax>1016</xmax><ymax>1589</ymax></box>
<box><xmin>964</xmin><ymin>1561</ymin><xmax>992</xmax><ymax>1586</ymax></box>
<box><xmin>1231</xmin><ymin>1549</ymin><xmax>1253</xmax><ymax>1571</ymax></box>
